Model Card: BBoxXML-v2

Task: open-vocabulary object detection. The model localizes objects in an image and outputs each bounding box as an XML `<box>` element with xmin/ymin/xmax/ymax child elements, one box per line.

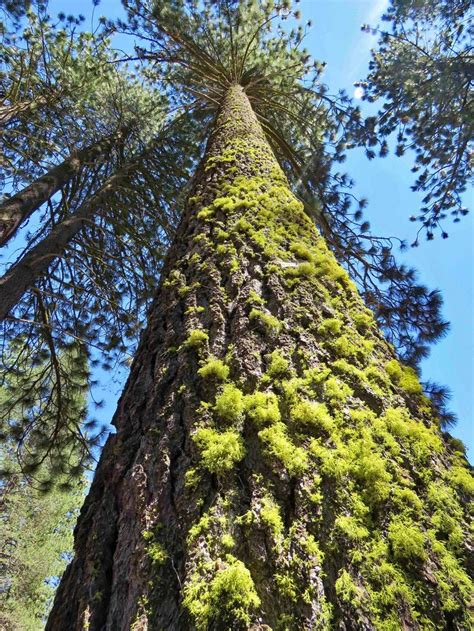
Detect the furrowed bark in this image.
<box><xmin>0</xmin><ymin>132</ymin><xmax>123</xmax><ymax>248</ymax></box>
<box><xmin>47</xmin><ymin>85</ymin><xmax>473</xmax><ymax>631</ymax></box>
<box><xmin>0</xmin><ymin>165</ymin><xmax>133</xmax><ymax>321</ymax></box>
<box><xmin>0</xmin><ymin>95</ymin><xmax>49</xmax><ymax>127</ymax></box>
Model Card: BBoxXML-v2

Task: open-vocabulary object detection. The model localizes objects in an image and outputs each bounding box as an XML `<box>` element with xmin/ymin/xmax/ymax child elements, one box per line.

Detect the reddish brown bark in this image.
<box><xmin>46</xmin><ymin>85</ymin><xmax>473</xmax><ymax>631</ymax></box>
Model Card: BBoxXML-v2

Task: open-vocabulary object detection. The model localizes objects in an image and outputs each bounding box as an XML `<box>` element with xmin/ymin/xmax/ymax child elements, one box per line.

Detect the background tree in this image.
<box><xmin>0</xmin><ymin>8</ymin><xmax>197</xmax><ymax>481</ymax></box>
<box><xmin>0</xmin><ymin>364</ymin><xmax>86</xmax><ymax>630</ymax></box>
<box><xmin>47</xmin><ymin>2</ymin><xmax>473</xmax><ymax>629</ymax></box>
<box><xmin>356</xmin><ymin>0</ymin><xmax>473</xmax><ymax>243</ymax></box>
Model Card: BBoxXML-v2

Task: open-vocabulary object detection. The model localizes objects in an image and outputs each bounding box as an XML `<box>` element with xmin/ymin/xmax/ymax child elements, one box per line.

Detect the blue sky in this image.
<box><xmin>44</xmin><ymin>0</ymin><xmax>473</xmax><ymax>458</ymax></box>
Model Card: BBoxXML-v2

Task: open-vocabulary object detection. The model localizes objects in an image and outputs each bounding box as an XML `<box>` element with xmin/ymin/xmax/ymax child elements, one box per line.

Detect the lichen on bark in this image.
<box><xmin>47</xmin><ymin>85</ymin><xmax>473</xmax><ymax>631</ymax></box>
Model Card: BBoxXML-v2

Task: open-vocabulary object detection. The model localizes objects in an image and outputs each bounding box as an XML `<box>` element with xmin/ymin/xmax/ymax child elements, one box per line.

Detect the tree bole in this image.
<box><xmin>47</xmin><ymin>85</ymin><xmax>473</xmax><ymax>630</ymax></box>
<box><xmin>0</xmin><ymin>168</ymin><xmax>129</xmax><ymax>321</ymax></box>
<box><xmin>0</xmin><ymin>133</ymin><xmax>119</xmax><ymax>248</ymax></box>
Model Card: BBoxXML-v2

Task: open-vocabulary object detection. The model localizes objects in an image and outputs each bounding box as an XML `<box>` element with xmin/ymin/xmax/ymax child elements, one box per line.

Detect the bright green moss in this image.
<box><xmin>249</xmin><ymin>308</ymin><xmax>282</xmax><ymax>333</ymax></box>
<box><xmin>330</xmin><ymin>335</ymin><xmax>371</xmax><ymax>361</ymax></box>
<box><xmin>323</xmin><ymin>376</ymin><xmax>353</xmax><ymax>405</ymax></box>
<box><xmin>147</xmin><ymin>542</ymin><xmax>168</xmax><ymax>565</ymax></box>
<box><xmin>221</xmin><ymin>534</ymin><xmax>235</xmax><ymax>550</ymax></box>
<box><xmin>310</xmin><ymin>439</ymin><xmax>351</xmax><ymax>480</ymax></box>
<box><xmin>350</xmin><ymin>441</ymin><xmax>392</xmax><ymax>505</ymax></box>
<box><xmin>209</xmin><ymin>557</ymin><xmax>260</xmax><ymax>625</ymax></box>
<box><xmin>318</xmin><ymin>318</ymin><xmax>342</xmax><ymax>336</ymax></box>
<box><xmin>364</xmin><ymin>364</ymin><xmax>390</xmax><ymax>387</ymax></box>
<box><xmin>260</xmin><ymin>495</ymin><xmax>284</xmax><ymax>537</ymax></box>
<box><xmin>245</xmin><ymin>391</ymin><xmax>281</xmax><ymax>426</ymax></box>
<box><xmin>143</xmin><ymin>530</ymin><xmax>167</xmax><ymax>565</ymax></box>
<box><xmin>335</xmin><ymin>570</ymin><xmax>364</xmax><ymax>606</ymax></box>
<box><xmin>290</xmin><ymin>400</ymin><xmax>333</xmax><ymax>432</ymax></box>
<box><xmin>335</xmin><ymin>515</ymin><xmax>369</xmax><ymax>541</ymax></box>
<box><xmin>185</xmin><ymin>305</ymin><xmax>206</xmax><ymax>315</ymax></box>
<box><xmin>246</xmin><ymin>289</ymin><xmax>266</xmax><ymax>306</ymax></box>
<box><xmin>216</xmin><ymin>244</ymin><xmax>228</xmax><ymax>256</ymax></box>
<box><xmin>392</xmin><ymin>487</ymin><xmax>423</xmax><ymax>514</ymax></box>
<box><xmin>183</xmin><ymin>556</ymin><xmax>260</xmax><ymax>630</ymax></box>
<box><xmin>193</xmin><ymin>427</ymin><xmax>245</xmax><ymax>474</ymax></box>
<box><xmin>284</xmin><ymin>261</ymin><xmax>316</xmax><ymax>279</ymax></box>
<box><xmin>383</xmin><ymin>407</ymin><xmax>443</xmax><ymax>461</ymax></box>
<box><xmin>215</xmin><ymin>228</ymin><xmax>230</xmax><ymax>240</ymax></box>
<box><xmin>234</xmin><ymin>217</ymin><xmax>253</xmax><ymax>233</ymax></box>
<box><xmin>429</xmin><ymin>539</ymin><xmax>473</xmax><ymax>614</ymax></box>
<box><xmin>183</xmin><ymin>329</ymin><xmax>209</xmax><ymax>349</ymax></box>
<box><xmin>388</xmin><ymin>518</ymin><xmax>427</xmax><ymax>562</ymax></box>
<box><xmin>353</xmin><ymin>311</ymin><xmax>374</xmax><ymax>332</ymax></box>
<box><xmin>187</xmin><ymin>512</ymin><xmax>212</xmax><ymax>543</ymax></box>
<box><xmin>197</xmin><ymin>206</ymin><xmax>214</xmax><ymax>220</ymax></box>
<box><xmin>266</xmin><ymin>349</ymin><xmax>290</xmax><ymax>377</ymax></box>
<box><xmin>289</xmin><ymin>242</ymin><xmax>314</xmax><ymax>262</ymax></box>
<box><xmin>198</xmin><ymin>357</ymin><xmax>230</xmax><ymax>381</ymax></box>
<box><xmin>275</xmin><ymin>573</ymin><xmax>298</xmax><ymax>602</ymax></box>
<box><xmin>332</xmin><ymin>359</ymin><xmax>366</xmax><ymax>382</ymax></box>
<box><xmin>215</xmin><ymin>384</ymin><xmax>245</xmax><ymax>422</ymax></box>
<box><xmin>385</xmin><ymin>359</ymin><xmax>423</xmax><ymax>395</ymax></box>
<box><xmin>258</xmin><ymin>423</ymin><xmax>308</xmax><ymax>476</ymax></box>
<box><xmin>447</xmin><ymin>465</ymin><xmax>474</xmax><ymax>494</ymax></box>
<box><xmin>184</xmin><ymin>467</ymin><xmax>200</xmax><ymax>490</ymax></box>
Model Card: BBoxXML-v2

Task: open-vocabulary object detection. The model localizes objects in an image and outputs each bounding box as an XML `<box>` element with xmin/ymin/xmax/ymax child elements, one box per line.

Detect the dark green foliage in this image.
<box><xmin>0</xmin><ymin>366</ymin><xmax>86</xmax><ymax>630</ymax></box>
<box><xmin>0</xmin><ymin>459</ymin><xmax>85</xmax><ymax>630</ymax></box>
<box><xmin>358</xmin><ymin>0</ymin><xmax>473</xmax><ymax>241</ymax></box>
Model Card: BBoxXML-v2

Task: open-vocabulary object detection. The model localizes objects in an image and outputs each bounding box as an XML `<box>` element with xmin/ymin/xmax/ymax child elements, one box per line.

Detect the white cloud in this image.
<box><xmin>349</xmin><ymin>0</ymin><xmax>389</xmax><ymax>82</ymax></box>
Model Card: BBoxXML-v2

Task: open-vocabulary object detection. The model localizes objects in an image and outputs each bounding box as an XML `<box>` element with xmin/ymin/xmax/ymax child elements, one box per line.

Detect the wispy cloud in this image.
<box><xmin>350</xmin><ymin>0</ymin><xmax>389</xmax><ymax>96</ymax></box>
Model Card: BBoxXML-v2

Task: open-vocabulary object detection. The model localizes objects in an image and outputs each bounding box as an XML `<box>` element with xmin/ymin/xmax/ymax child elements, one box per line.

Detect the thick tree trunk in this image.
<box><xmin>0</xmin><ymin>133</ymin><xmax>121</xmax><ymax>247</ymax></box>
<box><xmin>47</xmin><ymin>85</ymin><xmax>473</xmax><ymax>630</ymax></box>
<box><xmin>0</xmin><ymin>164</ymin><xmax>134</xmax><ymax>321</ymax></box>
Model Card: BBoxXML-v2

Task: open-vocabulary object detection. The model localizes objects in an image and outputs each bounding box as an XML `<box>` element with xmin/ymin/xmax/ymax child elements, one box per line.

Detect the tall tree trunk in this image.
<box><xmin>47</xmin><ymin>85</ymin><xmax>473</xmax><ymax>631</ymax></box>
<box><xmin>0</xmin><ymin>164</ymin><xmax>134</xmax><ymax>321</ymax></box>
<box><xmin>0</xmin><ymin>132</ymin><xmax>122</xmax><ymax>247</ymax></box>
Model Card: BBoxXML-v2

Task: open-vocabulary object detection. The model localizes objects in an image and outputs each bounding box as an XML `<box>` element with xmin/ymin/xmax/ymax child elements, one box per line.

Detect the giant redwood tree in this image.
<box><xmin>47</xmin><ymin>1</ymin><xmax>473</xmax><ymax>629</ymax></box>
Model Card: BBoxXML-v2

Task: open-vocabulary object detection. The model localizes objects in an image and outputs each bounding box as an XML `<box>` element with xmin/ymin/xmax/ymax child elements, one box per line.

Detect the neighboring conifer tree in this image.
<box><xmin>0</xmin><ymin>459</ymin><xmax>84</xmax><ymax>630</ymax></box>
<box><xmin>0</xmin><ymin>364</ymin><xmax>86</xmax><ymax>630</ymax></box>
<box><xmin>357</xmin><ymin>0</ymin><xmax>472</xmax><ymax>242</ymax></box>
<box><xmin>48</xmin><ymin>3</ymin><xmax>472</xmax><ymax>629</ymax></box>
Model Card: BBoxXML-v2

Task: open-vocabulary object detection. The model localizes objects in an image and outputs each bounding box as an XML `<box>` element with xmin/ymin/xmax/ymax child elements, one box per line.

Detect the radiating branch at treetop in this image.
<box><xmin>119</xmin><ymin>0</ymin><xmax>451</xmax><ymax>363</ymax></box>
